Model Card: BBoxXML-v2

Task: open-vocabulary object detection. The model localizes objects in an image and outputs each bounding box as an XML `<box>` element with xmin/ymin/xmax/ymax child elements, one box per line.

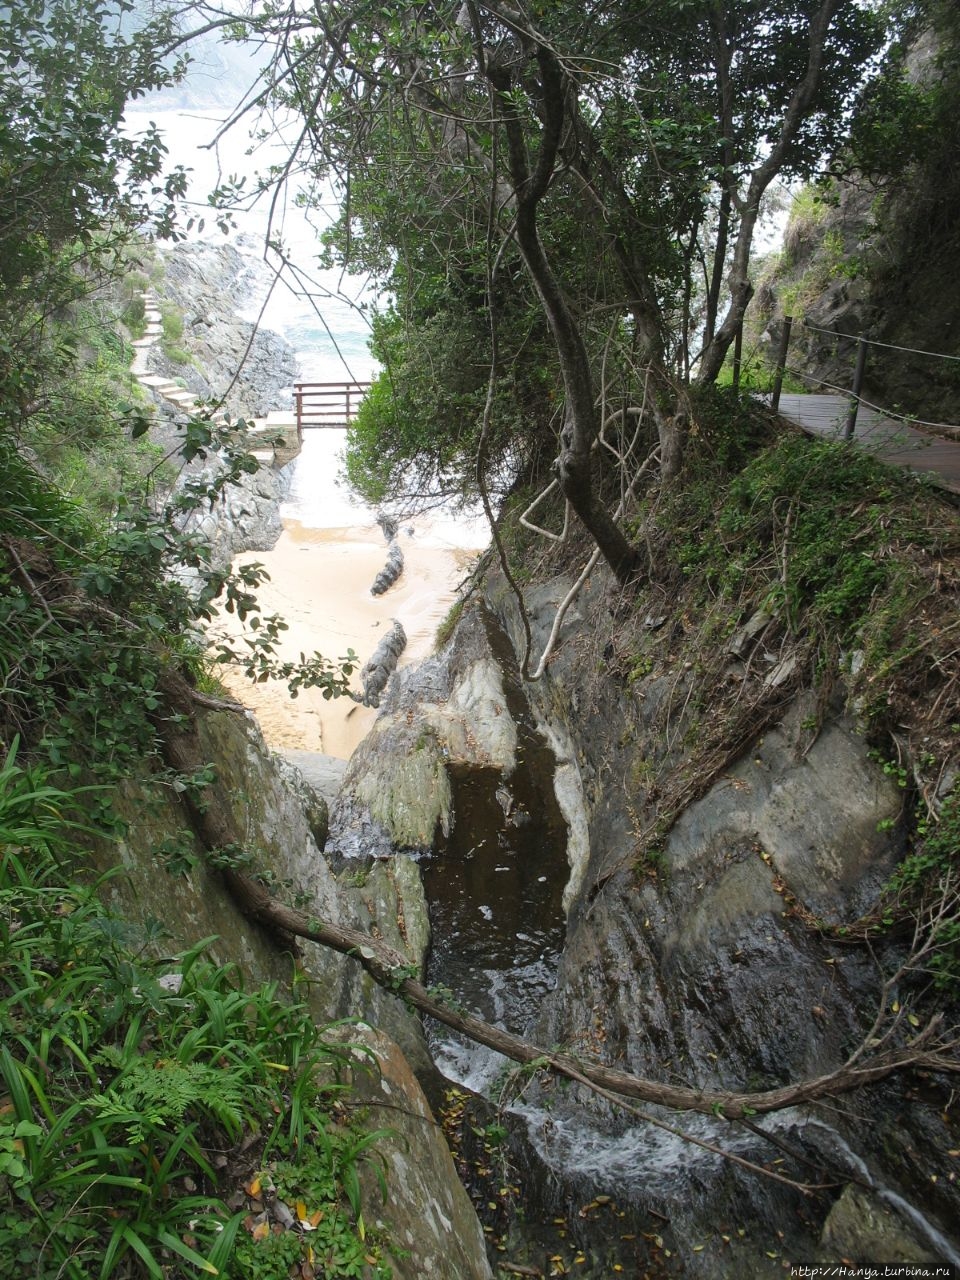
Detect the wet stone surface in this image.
<box><xmin>422</xmin><ymin>760</ymin><xmax>567</xmax><ymax>1041</ymax></box>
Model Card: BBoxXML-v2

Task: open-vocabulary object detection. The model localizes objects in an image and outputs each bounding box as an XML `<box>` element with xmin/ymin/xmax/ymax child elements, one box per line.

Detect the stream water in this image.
<box><xmin>421</xmin><ymin>746</ymin><xmax>569</xmax><ymax>1092</ymax></box>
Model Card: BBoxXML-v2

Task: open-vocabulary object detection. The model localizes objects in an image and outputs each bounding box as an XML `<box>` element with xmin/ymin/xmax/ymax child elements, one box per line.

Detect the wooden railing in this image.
<box><xmin>294</xmin><ymin>381</ymin><xmax>371</xmax><ymax>436</ymax></box>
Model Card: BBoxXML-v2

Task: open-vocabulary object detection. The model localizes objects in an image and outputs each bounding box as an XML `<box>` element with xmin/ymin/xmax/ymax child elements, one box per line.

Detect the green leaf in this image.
<box><xmin>118</xmin><ymin>1226</ymin><xmax>164</xmax><ymax>1279</ymax></box>
<box><xmin>156</xmin><ymin>1228</ymin><xmax>220</xmax><ymax>1274</ymax></box>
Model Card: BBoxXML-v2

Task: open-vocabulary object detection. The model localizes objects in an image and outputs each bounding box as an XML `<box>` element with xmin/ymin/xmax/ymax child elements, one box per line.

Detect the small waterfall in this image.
<box><xmin>421</xmin><ymin>759</ymin><xmax>568</xmax><ymax>1090</ymax></box>
<box><xmin>420</xmin><ymin>610</ymin><xmax>571</xmax><ymax>1093</ymax></box>
<box><xmin>798</xmin><ymin>1117</ymin><xmax>960</xmax><ymax>1267</ymax></box>
<box><xmin>511</xmin><ymin>1101</ymin><xmax>732</xmax><ymax>1188</ymax></box>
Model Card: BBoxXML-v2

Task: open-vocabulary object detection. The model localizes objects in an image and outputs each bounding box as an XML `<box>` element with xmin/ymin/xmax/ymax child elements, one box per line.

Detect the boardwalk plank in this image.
<box><xmin>774</xmin><ymin>393</ymin><xmax>960</xmax><ymax>496</ymax></box>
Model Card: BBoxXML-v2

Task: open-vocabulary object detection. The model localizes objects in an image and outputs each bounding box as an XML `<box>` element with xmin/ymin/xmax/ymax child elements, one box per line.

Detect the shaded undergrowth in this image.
<box><xmin>0</xmin><ymin>744</ymin><xmax>394</xmax><ymax>1279</ymax></box>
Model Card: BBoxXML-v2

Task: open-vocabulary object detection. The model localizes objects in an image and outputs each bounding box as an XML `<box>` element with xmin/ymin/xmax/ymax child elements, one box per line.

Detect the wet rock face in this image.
<box><xmin>359</xmin><ymin>618</ymin><xmax>407</xmax><ymax>706</ymax></box>
<box><xmin>821</xmin><ymin>1185</ymin><xmax>941</xmax><ymax>1266</ymax></box>
<box><xmin>481</xmin><ymin>569</ymin><xmax>959</xmax><ymax>1273</ymax></box>
<box><xmin>342</xmin><ymin>1027</ymin><xmax>494</xmax><ymax>1280</ymax></box>
<box><xmin>329</xmin><ymin>602</ymin><xmax>521</xmax><ymax>857</ymax></box>
<box><xmin>540</xmin><ymin>691</ymin><xmax>906</xmax><ymax>1093</ymax></box>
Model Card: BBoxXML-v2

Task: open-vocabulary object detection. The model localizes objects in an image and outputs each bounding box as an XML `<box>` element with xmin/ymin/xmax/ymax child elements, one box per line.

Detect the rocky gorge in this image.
<box><xmin>97</xmin><ymin>243</ymin><xmax>960</xmax><ymax>1277</ymax></box>
<box><xmin>324</xmin><ymin>556</ymin><xmax>960</xmax><ymax>1275</ymax></box>
<box><xmin>8</xmin><ymin>8</ymin><xmax>960</xmax><ymax>1278</ymax></box>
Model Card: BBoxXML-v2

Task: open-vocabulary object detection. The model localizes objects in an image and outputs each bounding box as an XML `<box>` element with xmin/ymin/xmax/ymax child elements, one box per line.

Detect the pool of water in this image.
<box><xmin>420</xmin><ymin>657</ymin><xmax>570</xmax><ymax>1090</ymax></box>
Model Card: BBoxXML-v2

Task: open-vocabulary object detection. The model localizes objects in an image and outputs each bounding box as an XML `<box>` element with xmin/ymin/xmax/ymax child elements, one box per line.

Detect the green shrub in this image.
<box><xmin>161</xmin><ymin>303</ymin><xmax>183</xmax><ymax>343</ymax></box>
<box><xmin>676</xmin><ymin>431</ymin><xmax>910</xmax><ymax>640</ymax></box>
<box><xmin>435</xmin><ymin>598</ymin><xmax>465</xmax><ymax>649</ymax></box>
<box><xmin>121</xmin><ymin>293</ymin><xmax>146</xmax><ymax>336</ymax></box>
<box><xmin>163</xmin><ymin>343</ymin><xmax>192</xmax><ymax>367</ymax></box>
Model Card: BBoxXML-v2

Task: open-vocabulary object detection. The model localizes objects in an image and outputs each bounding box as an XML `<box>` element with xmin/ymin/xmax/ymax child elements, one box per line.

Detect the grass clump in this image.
<box><xmin>667</xmin><ymin>407</ymin><xmax>953</xmax><ymax>672</ymax></box>
<box><xmin>435</xmin><ymin>597</ymin><xmax>465</xmax><ymax>649</ymax></box>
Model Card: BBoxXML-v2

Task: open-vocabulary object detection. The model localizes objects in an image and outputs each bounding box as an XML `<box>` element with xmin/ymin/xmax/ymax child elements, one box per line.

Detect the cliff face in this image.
<box><xmin>759</xmin><ymin>22</ymin><xmax>960</xmax><ymax>427</ymax></box>
<box><xmin>329</xmin><ymin>407</ymin><xmax>960</xmax><ymax>1274</ymax></box>
<box><xmin>129</xmin><ymin>238</ymin><xmax>302</xmax><ymax>571</ymax></box>
<box><xmin>146</xmin><ymin>238</ymin><xmax>298</xmax><ymax>420</ymax></box>
<box><xmin>493</xmin><ymin>575</ymin><xmax>955</xmax><ymax>1273</ymax></box>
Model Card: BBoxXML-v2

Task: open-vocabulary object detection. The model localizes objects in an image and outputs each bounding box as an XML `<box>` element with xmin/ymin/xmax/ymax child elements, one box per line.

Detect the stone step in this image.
<box><xmin>128</xmin><ymin>292</ymin><xmax>295</xmax><ymax>470</ymax></box>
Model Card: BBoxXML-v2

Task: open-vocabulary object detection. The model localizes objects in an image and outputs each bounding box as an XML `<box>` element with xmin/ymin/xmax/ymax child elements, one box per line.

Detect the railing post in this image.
<box><xmin>844</xmin><ymin>335</ymin><xmax>868</xmax><ymax>441</ymax></box>
<box><xmin>770</xmin><ymin>316</ymin><xmax>792</xmax><ymax>412</ymax></box>
<box><xmin>346</xmin><ymin>386</ymin><xmax>352</xmax><ymax>424</ymax></box>
<box><xmin>294</xmin><ymin>383</ymin><xmax>303</xmax><ymax>443</ymax></box>
<box><xmin>732</xmin><ymin>322</ymin><xmax>743</xmax><ymax>395</ymax></box>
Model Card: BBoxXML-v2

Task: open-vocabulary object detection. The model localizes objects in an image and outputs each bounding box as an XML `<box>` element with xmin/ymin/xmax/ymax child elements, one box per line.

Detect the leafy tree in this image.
<box><xmin>0</xmin><ymin>0</ymin><xmax>188</xmax><ymax>294</ymax></box>
<box><xmin>0</xmin><ymin>0</ymin><xmax>192</xmax><ymax>444</ymax></box>
<box><xmin>211</xmin><ymin>0</ymin><xmax>889</xmax><ymax>584</ymax></box>
<box><xmin>0</xmin><ymin>1</ymin><xmax>358</xmax><ymax>789</ymax></box>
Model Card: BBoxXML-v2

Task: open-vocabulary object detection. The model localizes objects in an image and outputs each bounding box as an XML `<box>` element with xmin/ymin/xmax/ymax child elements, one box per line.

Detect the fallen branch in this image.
<box><xmin>223</xmin><ymin>862</ymin><xmax>960</xmax><ymax>1122</ymax></box>
<box><xmin>151</xmin><ymin>669</ymin><xmax>959</xmax><ymax>1143</ymax></box>
<box><xmin>3</xmin><ymin>537</ymin><xmax>56</xmax><ymax>623</ymax></box>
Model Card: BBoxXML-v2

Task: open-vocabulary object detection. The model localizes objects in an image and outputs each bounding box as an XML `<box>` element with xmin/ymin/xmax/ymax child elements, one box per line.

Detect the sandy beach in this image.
<box><xmin>213</xmin><ymin>514</ymin><xmax>483</xmax><ymax>758</ymax></box>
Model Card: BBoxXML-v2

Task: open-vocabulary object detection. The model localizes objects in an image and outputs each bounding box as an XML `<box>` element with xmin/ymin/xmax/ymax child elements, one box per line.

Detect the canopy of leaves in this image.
<box><xmin>0</xmin><ymin>0</ymin><xmax>188</xmax><ymax>298</ymax></box>
<box><xmin>0</xmin><ymin>1</ymin><xmax>357</xmax><ymax>797</ymax></box>
<box><xmin>0</xmin><ymin>0</ymin><xmax>192</xmax><ymax>453</ymax></box>
<box><xmin>224</xmin><ymin>0</ymin><xmax>891</xmax><ymax>514</ymax></box>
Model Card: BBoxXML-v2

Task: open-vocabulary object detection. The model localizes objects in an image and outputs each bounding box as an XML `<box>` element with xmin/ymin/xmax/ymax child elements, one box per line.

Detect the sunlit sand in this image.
<box><xmin>213</xmin><ymin>477</ymin><xmax>485</xmax><ymax>758</ymax></box>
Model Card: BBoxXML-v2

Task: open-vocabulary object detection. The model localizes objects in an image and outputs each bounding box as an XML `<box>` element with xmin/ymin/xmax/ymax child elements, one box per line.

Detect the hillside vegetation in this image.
<box><xmin>0</xmin><ymin>6</ymin><xmax>387</xmax><ymax>1275</ymax></box>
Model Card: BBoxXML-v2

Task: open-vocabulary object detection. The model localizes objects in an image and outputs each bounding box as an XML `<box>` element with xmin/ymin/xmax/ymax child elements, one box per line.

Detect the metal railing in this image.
<box><xmin>293</xmin><ymin>381</ymin><xmax>371</xmax><ymax>436</ymax></box>
<box><xmin>768</xmin><ymin>318</ymin><xmax>959</xmax><ymax>440</ymax></box>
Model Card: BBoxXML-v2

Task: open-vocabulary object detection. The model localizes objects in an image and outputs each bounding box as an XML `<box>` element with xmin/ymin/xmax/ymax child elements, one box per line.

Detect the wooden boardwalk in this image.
<box><xmin>775</xmin><ymin>393</ymin><xmax>960</xmax><ymax>497</ymax></box>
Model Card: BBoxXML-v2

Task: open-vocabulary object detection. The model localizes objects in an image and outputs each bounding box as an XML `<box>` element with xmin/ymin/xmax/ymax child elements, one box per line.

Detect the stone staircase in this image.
<box><xmin>129</xmin><ymin>291</ymin><xmax>300</xmax><ymax>468</ymax></box>
<box><xmin>130</xmin><ymin>292</ymin><xmax>201</xmax><ymax>416</ymax></box>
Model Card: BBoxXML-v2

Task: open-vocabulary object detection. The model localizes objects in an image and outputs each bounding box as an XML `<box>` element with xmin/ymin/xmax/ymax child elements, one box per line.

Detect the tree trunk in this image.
<box><xmin>698</xmin><ymin>0</ymin><xmax>842</xmax><ymax>384</ymax></box>
<box><xmin>490</xmin><ymin>50</ymin><xmax>644</xmax><ymax>587</ymax></box>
